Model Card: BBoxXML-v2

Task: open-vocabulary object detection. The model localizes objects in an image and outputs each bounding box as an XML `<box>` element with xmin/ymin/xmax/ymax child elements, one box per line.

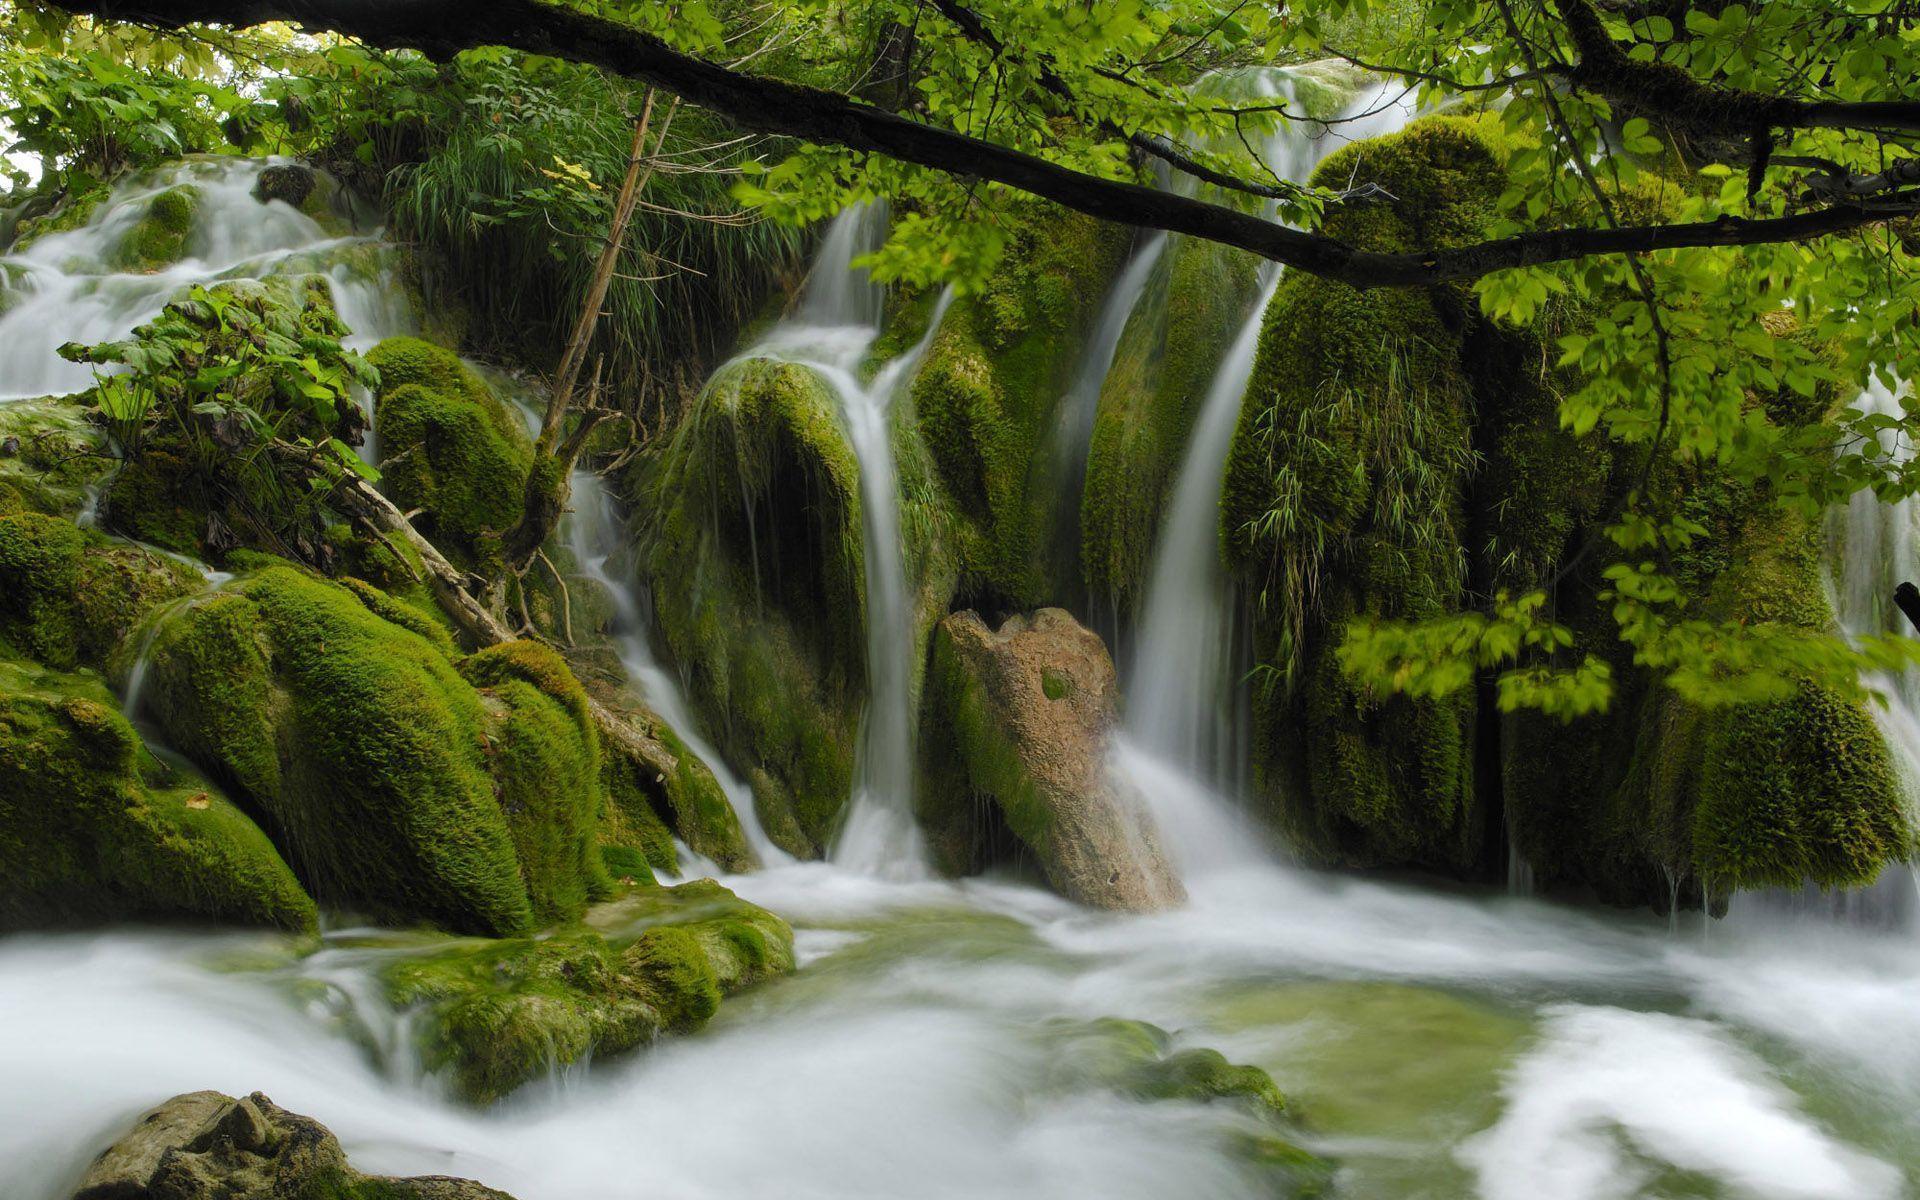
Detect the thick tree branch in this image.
<box><xmin>54</xmin><ymin>0</ymin><xmax>1915</xmax><ymax>288</ymax></box>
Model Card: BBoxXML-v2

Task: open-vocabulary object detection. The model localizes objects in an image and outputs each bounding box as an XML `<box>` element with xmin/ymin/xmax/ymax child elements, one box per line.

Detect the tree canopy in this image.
<box><xmin>10</xmin><ymin>0</ymin><xmax>1920</xmax><ymax>718</ymax></box>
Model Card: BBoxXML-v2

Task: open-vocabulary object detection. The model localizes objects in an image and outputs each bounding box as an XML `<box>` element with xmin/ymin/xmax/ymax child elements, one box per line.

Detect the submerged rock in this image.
<box><xmin>385</xmin><ymin>879</ymin><xmax>794</xmax><ymax>1104</ymax></box>
<box><xmin>72</xmin><ymin>1089</ymin><xmax>513</xmax><ymax>1199</ymax></box>
<box><xmin>918</xmin><ymin>608</ymin><xmax>1184</xmax><ymax>910</ymax></box>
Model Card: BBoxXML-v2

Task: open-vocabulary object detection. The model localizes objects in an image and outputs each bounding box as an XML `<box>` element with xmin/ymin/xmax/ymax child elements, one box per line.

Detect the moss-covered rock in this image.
<box><xmin>1222</xmin><ymin>117</ymin><xmax>1501</xmax><ymax>873</ymax></box>
<box><xmin>0</xmin><ymin>395</ymin><xmax>108</xmax><ymax>515</ymax></box>
<box><xmin>917</xmin><ymin>608</ymin><xmax>1184</xmax><ymax>909</ymax></box>
<box><xmin>386</xmin><ymin>879</ymin><xmax>793</xmax><ymax>1104</ymax></box>
<box><xmin>141</xmin><ymin>565</ymin><xmax>606</xmax><ymax>935</ymax></box>
<box><xmin>0</xmin><ymin>510</ymin><xmax>200</xmax><ymax>669</ymax></box>
<box><xmin>108</xmin><ymin>184</ymin><xmax>199</xmax><ymax>272</ymax></box>
<box><xmin>595</xmin><ymin>693</ymin><xmax>752</xmax><ymax>873</ymax></box>
<box><xmin>367</xmin><ymin>336</ymin><xmax>531</xmax><ymax>573</ymax></box>
<box><xmin>0</xmin><ymin>661</ymin><xmax>314</xmax><ymax>931</ymax></box>
<box><xmin>904</xmin><ymin>204</ymin><xmax>1129</xmax><ymax>608</ymax></box>
<box><xmin>1083</xmin><ymin>233</ymin><xmax>1262</xmax><ymax>613</ymax></box>
<box><xmin>640</xmin><ymin>358</ymin><xmax>865</xmax><ymax>855</ymax></box>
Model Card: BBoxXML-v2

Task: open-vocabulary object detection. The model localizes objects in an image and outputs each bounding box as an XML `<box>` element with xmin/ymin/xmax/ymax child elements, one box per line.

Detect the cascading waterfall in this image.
<box><xmin>563</xmin><ymin>466</ymin><xmax>791</xmax><ymax>868</ymax></box>
<box><xmin>1118</xmin><ymin>79</ymin><xmax>1418</xmax><ymax>871</ymax></box>
<box><xmin>0</xmin><ymin>160</ymin><xmax>412</xmax><ymax>408</ymax></box>
<box><xmin>730</xmin><ymin>205</ymin><xmax>952</xmax><ymax>876</ymax></box>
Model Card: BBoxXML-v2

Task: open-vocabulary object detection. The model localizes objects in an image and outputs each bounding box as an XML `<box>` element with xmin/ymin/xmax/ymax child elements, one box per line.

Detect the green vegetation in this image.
<box><xmin>107</xmin><ymin>182</ymin><xmax>196</xmax><ymax>271</ymax></box>
<box><xmin>0</xmin><ymin>509</ymin><xmax>198</xmax><ymax>670</ymax></box>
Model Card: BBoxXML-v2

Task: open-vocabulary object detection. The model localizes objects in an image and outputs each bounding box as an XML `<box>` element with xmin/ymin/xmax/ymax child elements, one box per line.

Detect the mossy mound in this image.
<box><xmin>1221</xmin><ymin>117</ymin><xmax>1502</xmax><ymax>873</ymax></box>
<box><xmin>0</xmin><ymin>510</ymin><xmax>200</xmax><ymax>670</ymax></box>
<box><xmin>0</xmin><ymin>661</ymin><xmax>314</xmax><ymax>931</ymax></box>
<box><xmin>0</xmin><ymin>396</ymin><xmax>108</xmax><ymax>515</ymax></box>
<box><xmin>141</xmin><ymin>565</ymin><xmax>607</xmax><ymax>934</ymax></box>
<box><xmin>1082</xmin><ymin>233</ymin><xmax>1262</xmax><ymax>613</ymax></box>
<box><xmin>386</xmin><ymin>879</ymin><xmax>794</xmax><ymax>1104</ymax></box>
<box><xmin>640</xmin><ymin>357</ymin><xmax>865</xmax><ymax>855</ymax></box>
<box><xmin>7</xmin><ymin>172</ymin><xmax>111</xmax><ymax>253</ymax></box>
<box><xmin>905</xmin><ymin>203</ymin><xmax>1129</xmax><ymax>607</ymax></box>
<box><xmin>367</xmin><ymin>336</ymin><xmax>531</xmax><ymax>572</ymax></box>
<box><xmin>108</xmin><ymin>184</ymin><xmax>199</xmax><ymax>272</ymax></box>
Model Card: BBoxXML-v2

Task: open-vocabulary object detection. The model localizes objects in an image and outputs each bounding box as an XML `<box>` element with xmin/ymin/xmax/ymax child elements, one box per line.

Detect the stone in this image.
<box><xmin>251</xmin><ymin>164</ymin><xmax>316</xmax><ymax>210</ymax></box>
<box><xmin>72</xmin><ymin>1090</ymin><xmax>515</xmax><ymax>1200</ymax></box>
<box><xmin>918</xmin><ymin>607</ymin><xmax>1185</xmax><ymax>910</ymax></box>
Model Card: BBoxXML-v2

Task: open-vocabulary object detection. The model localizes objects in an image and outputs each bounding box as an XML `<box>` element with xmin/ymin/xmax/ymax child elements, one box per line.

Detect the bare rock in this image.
<box><xmin>73</xmin><ymin>1090</ymin><xmax>514</xmax><ymax>1200</ymax></box>
<box><xmin>918</xmin><ymin>608</ymin><xmax>1185</xmax><ymax>910</ymax></box>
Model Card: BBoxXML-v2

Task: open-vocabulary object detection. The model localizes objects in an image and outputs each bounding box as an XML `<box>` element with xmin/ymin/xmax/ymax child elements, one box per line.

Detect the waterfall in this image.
<box><xmin>1118</xmin><ymin>78</ymin><xmax>1419</xmax><ymax>870</ymax></box>
<box><xmin>0</xmin><ymin>159</ymin><xmax>409</xmax><ymax>408</ymax></box>
<box><xmin>1727</xmin><ymin>376</ymin><xmax>1920</xmax><ymax>930</ymax></box>
<box><xmin>1045</xmin><ymin>231</ymin><xmax>1170</xmax><ymax>578</ymax></box>
<box><xmin>734</xmin><ymin>207</ymin><xmax>950</xmax><ymax>875</ymax></box>
<box><xmin>563</xmin><ymin>468</ymin><xmax>792</xmax><ymax>867</ymax></box>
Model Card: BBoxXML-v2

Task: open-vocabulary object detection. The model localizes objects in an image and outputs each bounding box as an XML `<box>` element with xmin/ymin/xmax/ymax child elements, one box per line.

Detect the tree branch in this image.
<box><xmin>52</xmin><ymin>0</ymin><xmax>1918</xmax><ymax>288</ymax></box>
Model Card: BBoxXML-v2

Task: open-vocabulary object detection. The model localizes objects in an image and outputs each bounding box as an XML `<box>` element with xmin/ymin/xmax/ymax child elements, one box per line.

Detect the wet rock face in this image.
<box><xmin>72</xmin><ymin>1090</ymin><xmax>514</xmax><ymax>1199</ymax></box>
<box><xmin>250</xmin><ymin>164</ymin><xmax>316</xmax><ymax>210</ymax></box>
<box><xmin>918</xmin><ymin>607</ymin><xmax>1185</xmax><ymax>911</ymax></box>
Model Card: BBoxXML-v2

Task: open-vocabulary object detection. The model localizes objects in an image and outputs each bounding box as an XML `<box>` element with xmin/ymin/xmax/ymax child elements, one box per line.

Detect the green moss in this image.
<box><xmin>108</xmin><ymin>184</ymin><xmax>199</xmax><ymax>272</ymax></box>
<box><xmin>600</xmin><ymin>704</ymin><xmax>750</xmax><ymax>872</ymax></box>
<box><xmin>1083</xmin><ymin>234</ymin><xmax>1262</xmax><ymax>611</ymax></box>
<box><xmin>0</xmin><ymin>663</ymin><xmax>314</xmax><ymax>931</ymax></box>
<box><xmin>0</xmin><ymin>396</ymin><xmax>108</xmax><ymax>515</ymax></box>
<box><xmin>906</xmin><ymin>204</ymin><xmax>1129</xmax><ymax>606</ymax></box>
<box><xmin>9</xmin><ymin>173</ymin><xmax>110</xmax><ymax>252</ymax></box>
<box><xmin>640</xmin><ymin>358</ymin><xmax>865</xmax><ymax>853</ymax></box>
<box><xmin>339</xmin><ymin>576</ymin><xmax>457</xmax><ymax>653</ymax></box>
<box><xmin>368</xmin><ymin>340</ymin><xmax>531</xmax><ymax>572</ymax></box>
<box><xmin>459</xmin><ymin>640</ymin><xmax>613</xmax><ymax>919</ymax></box>
<box><xmin>385</xmin><ymin>880</ymin><xmax>793</xmax><ymax>1104</ymax></box>
<box><xmin>142</xmin><ymin>564</ymin><xmax>604</xmax><ymax>935</ymax></box>
<box><xmin>0</xmin><ymin>510</ymin><xmax>200</xmax><ymax>670</ymax></box>
<box><xmin>101</xmin><ymin>449</ymin><xmax>209</xmax><ymax>556</ymax></box>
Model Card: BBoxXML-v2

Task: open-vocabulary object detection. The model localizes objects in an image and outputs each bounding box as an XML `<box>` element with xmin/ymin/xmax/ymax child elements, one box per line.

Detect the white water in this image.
<box><xmin>0</xmin><ymin>159</ymin><xmax>411</xmax><ymax>412</ymax></box>
<box><xmin>740</xmin><ymin>207</ymin><xmax>952</xmax><ymax>876</ymax></box>
<box><xmin>1121</xmin><ymin>80</ymin><xmax>1419</xmax><ymax>854</ymax></box>
<box><xmin>563</xmin><ymin>466</ymin><xmax>791</xmax><ymax>866</ymax></box>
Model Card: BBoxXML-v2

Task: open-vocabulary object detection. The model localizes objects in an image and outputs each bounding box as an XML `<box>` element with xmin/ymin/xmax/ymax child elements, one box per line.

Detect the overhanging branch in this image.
<box><xmin>51</xmin><ymin>0</ymin><xmax>1914</xmax><ymax>288</ymax></box>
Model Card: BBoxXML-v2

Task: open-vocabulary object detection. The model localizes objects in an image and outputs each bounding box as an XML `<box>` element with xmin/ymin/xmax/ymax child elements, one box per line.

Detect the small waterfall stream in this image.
<box><xmin>563</xmin><ymin>467</ymin><xmax>791</xmax><ymax>868</ymax></box>
<box><xmin>740</xmin><ymin>207</ymin><xmax>952</xmax><ymax>876</ymax></box>
<box><xmin>1119</xmin><ymin>79</ymin><xmax>1418</xmax><ymax>870</ymax></box>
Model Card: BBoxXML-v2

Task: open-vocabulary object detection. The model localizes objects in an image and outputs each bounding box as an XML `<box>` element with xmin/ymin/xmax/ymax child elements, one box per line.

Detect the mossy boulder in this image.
<box><xmin>594</xmin><ymin>691</ymin><xmax>752</xmax><ymax>873</ymax></box>
<box><xmin>108</xmin><ymin>184</ymin><xmax>199</xmax><ymax>272</ymax></box>
<box><xmin>0</xmin><ymin>510</ymin><xmax>200</xmax><ymax>669</ymax></box>
<box><xmin>640</xmin><ymin>358</ymin><xmax>865</xmax><ymax>856</ymax></box>
<box><xmin>8</xmin><ymin>172</ymin><xmax>111</xmax><ymax>253</ymax></box>
<box><xmin>1082</xmin><ymin>233</ymin><xmax>1262</xmax><ymax>613</ymax></box>
<box><xmin>918</xmin><ymin>608</ymin><xmax>1184</xmax><ymax>910</ymax></box>
<box><xmin>367</xmin><ymin>336</ymin><xmax>531</xmax><ymax>573</ymax></box>
<box><xmin>0</xmin><ymin>395</ymin><xmax>108</xmax><ymax>515</ymax></box>
<box><xmin>252</xmin><ymin>163</ymin><xmax>317</xmax><ymax>210</ymax></box>
<box><xmin>1221</xmin><ymin>117</ymin><xmax>1502</xmax><ymax>873</ymax></box>
<box><xmin>141</xmin><ymin>565</ymin><xmax>608</xmax><ymax>934</ymax></box>
<box><xmin>0</xmin><ymin>661</ymin><xmax>314</xmax><ymax>932</ymax></box>
<box><xmin>385</xmin><ymin>879</ymin><xmax>794</xmax><ymax>1104</ymax></box>
<box><xmin>904</xmin><ymin>204</ymin><xmax>1129</xmax><ymax>607</ymax></box>
<box><xmin>73</xmin><ymin>1089</ymin><xmax>515</xmax><ymax>1199</ymax></box>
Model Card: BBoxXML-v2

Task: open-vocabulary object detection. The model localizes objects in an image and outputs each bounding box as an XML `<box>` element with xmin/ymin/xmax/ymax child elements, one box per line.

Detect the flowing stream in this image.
<box><xmin>3</xmin><ymin>150</ymin><xmax>1920</xmax><ymax>1200</ymax></box>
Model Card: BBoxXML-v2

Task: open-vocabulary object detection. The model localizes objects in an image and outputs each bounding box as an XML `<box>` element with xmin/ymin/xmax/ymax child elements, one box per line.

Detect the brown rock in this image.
<box><xmin>918</xmin><ymin>608</ymin><xmax>1185</xmax><ymax>910</ymax></box>
<box><xmin>73</xmin><ymin>1090</ymin><xmax>514</xmax><ymax>1200</ymax></box>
